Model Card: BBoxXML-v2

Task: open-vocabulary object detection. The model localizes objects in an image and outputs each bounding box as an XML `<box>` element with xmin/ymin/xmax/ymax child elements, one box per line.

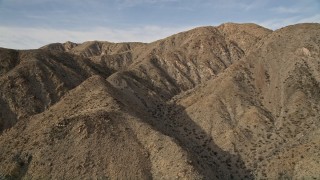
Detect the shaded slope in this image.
<box><xmin>0</xmin><ymin>49</ymin><xmax>110</xmax><ymax>132</ymax></box>
<box><xmin>102</xmin><ymin>23</ymin><xmax>272</xmax><ymax>179</ymax></box>
<box><xmin>0</xmin><ymin>76</ymin><xmax>204</xmax><ymax>179</ymax></box>
<box><xmin>108</xmin><ymin>24</ymin><xmax>272</xmax><ymax>104</ymax></box>
<box><xmin>0</xmin><ymin>23</ymin><xmax>319</xmax><ymax>179</ymax></box>
<box><xmin>0</xmin><ymin>76</ymin><xmax>152</xmax><ymax>179</ymax></box>
<box><xmin>0</xmin><ymin>74</ymin><xmax>254</xmax><ymax>179</ymax></box>
<box><xmin>0</xmin><ymin>48</ymin><xmax>19</xmax><ymax>76</ymax></box>
<box><xmin>175</xmin><ymin>23</ymin><xmax>320</xmax><ymax>179</ymax></box>
<box><xmin>43</xmin><ymin>24</ymin><xmax>271</xmax><ymax>101</ymax></box>
<box><xmin>0</xmin><ymin>23</ymin><xmax>272</xmax><ymax>179</ymax></box>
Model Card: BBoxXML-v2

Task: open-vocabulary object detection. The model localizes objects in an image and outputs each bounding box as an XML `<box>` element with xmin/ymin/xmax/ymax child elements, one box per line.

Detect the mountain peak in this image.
<box><xmin>0</xmin><ymin>23</ymin><xmax>320</xmax><ymax>179</ymax></box>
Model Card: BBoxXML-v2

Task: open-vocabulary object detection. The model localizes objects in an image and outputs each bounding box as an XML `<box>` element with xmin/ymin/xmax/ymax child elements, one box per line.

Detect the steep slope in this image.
<box><xmin>43</xmin><ymin>24</ymin><xmax>271</xmax><ymax>101</ymax></box>
<box><xmin>108</xmin><ymin>24</ymin><xmax>271</xmax><ymax>106</ymax></box>
<box><xmin>0</xmin><ymin>76</ymin><xmax>204</xmax><ymax>179</ymax></box>
<box><xmin>102</xmin><ymin>23</ymin><xmax>271</xmax><ymax>179</ymax></box>
<box><xmin>0</xmin><ymin>48</ymin><xmax>110</xmax><ymax>132</ymax></box>
<box><xmin>174</xmin><ymin>23</ymin><xmax>320</xmax><ymax>179</ymax></box>
<box><xmin>0</xmin><ymin>23</ymin><xmax>319</xmax><ymax>179</ymax></box>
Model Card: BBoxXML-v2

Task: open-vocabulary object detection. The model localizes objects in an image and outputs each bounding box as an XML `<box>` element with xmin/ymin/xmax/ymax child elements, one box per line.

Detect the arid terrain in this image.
<box><xmin>0</xmin><ymin>23</ymin><xmax>319</xmax><ymax>179</ymax></box>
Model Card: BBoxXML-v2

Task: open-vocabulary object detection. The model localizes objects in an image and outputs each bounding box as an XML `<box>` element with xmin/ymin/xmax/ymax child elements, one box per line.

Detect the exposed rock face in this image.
<box><xmin>0</xmin><ymin>23</ymin><xmax>319</xmax><ymax>179</ymax></box>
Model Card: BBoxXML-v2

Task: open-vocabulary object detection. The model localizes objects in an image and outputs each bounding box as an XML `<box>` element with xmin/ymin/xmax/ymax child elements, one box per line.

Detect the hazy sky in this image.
<box><xmin>0</xmin><ymin>0</ymin><xmax>319</xmax><ymax>49</ymax></box>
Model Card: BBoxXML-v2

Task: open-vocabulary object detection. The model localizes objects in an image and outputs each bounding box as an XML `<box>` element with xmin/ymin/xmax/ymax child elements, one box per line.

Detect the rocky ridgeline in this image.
<box><xmin>0</xmin><ymin>23</ymin><xmax>319</xmax><ymax>179</ymax></box>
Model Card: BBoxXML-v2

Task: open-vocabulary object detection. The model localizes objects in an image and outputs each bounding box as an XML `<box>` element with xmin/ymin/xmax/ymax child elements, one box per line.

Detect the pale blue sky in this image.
<box><xmin>0</xmin><ymin>0</ymin><xmax>319</xmax><ymax>49</ymax></box>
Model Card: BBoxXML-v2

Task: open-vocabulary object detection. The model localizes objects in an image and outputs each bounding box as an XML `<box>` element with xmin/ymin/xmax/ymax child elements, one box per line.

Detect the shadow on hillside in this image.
<box><xmin>148</xmin><ymin>103</ymin><xmax>253</xmax><ymax>179</ymax></box>
<box><xmin>0</xmin><ymin>99</ymin><xmax>18</xmax><ymax>134</ymax></box>
<box><xmin>106</xmin><ymin>79</ymin><xmax>254</xmax><ymax>179</ymax></box>
<box><xmin>105</xmin><ymin>66</ymin><xmax>255</xmax><ymax>178</ymax></box>
<box><xmin>0</xmin><ymin>50</ymin><xmax>112</xmax><ymax>134</ymax></box>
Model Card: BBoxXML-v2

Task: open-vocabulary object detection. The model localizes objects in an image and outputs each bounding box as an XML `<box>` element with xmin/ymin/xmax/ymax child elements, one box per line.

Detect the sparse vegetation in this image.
<box><xmin>0</xmin><ymin>23</ymin><xmax>319</xmax><ymax>179</ymax></box>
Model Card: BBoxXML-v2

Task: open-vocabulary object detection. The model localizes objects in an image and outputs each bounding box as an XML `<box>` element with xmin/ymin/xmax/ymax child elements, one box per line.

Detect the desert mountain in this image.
<box><xmin>0</xmin><ymin>23</ymin><xmax>319</xmax><ymax>179</ymax></box>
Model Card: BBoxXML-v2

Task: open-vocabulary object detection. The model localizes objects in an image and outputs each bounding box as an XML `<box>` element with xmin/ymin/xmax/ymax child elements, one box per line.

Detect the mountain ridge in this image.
<box><xmin>0</xmin><ymin>22</ymin><xmax>319</xmax><ymax>179</ymax></box>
